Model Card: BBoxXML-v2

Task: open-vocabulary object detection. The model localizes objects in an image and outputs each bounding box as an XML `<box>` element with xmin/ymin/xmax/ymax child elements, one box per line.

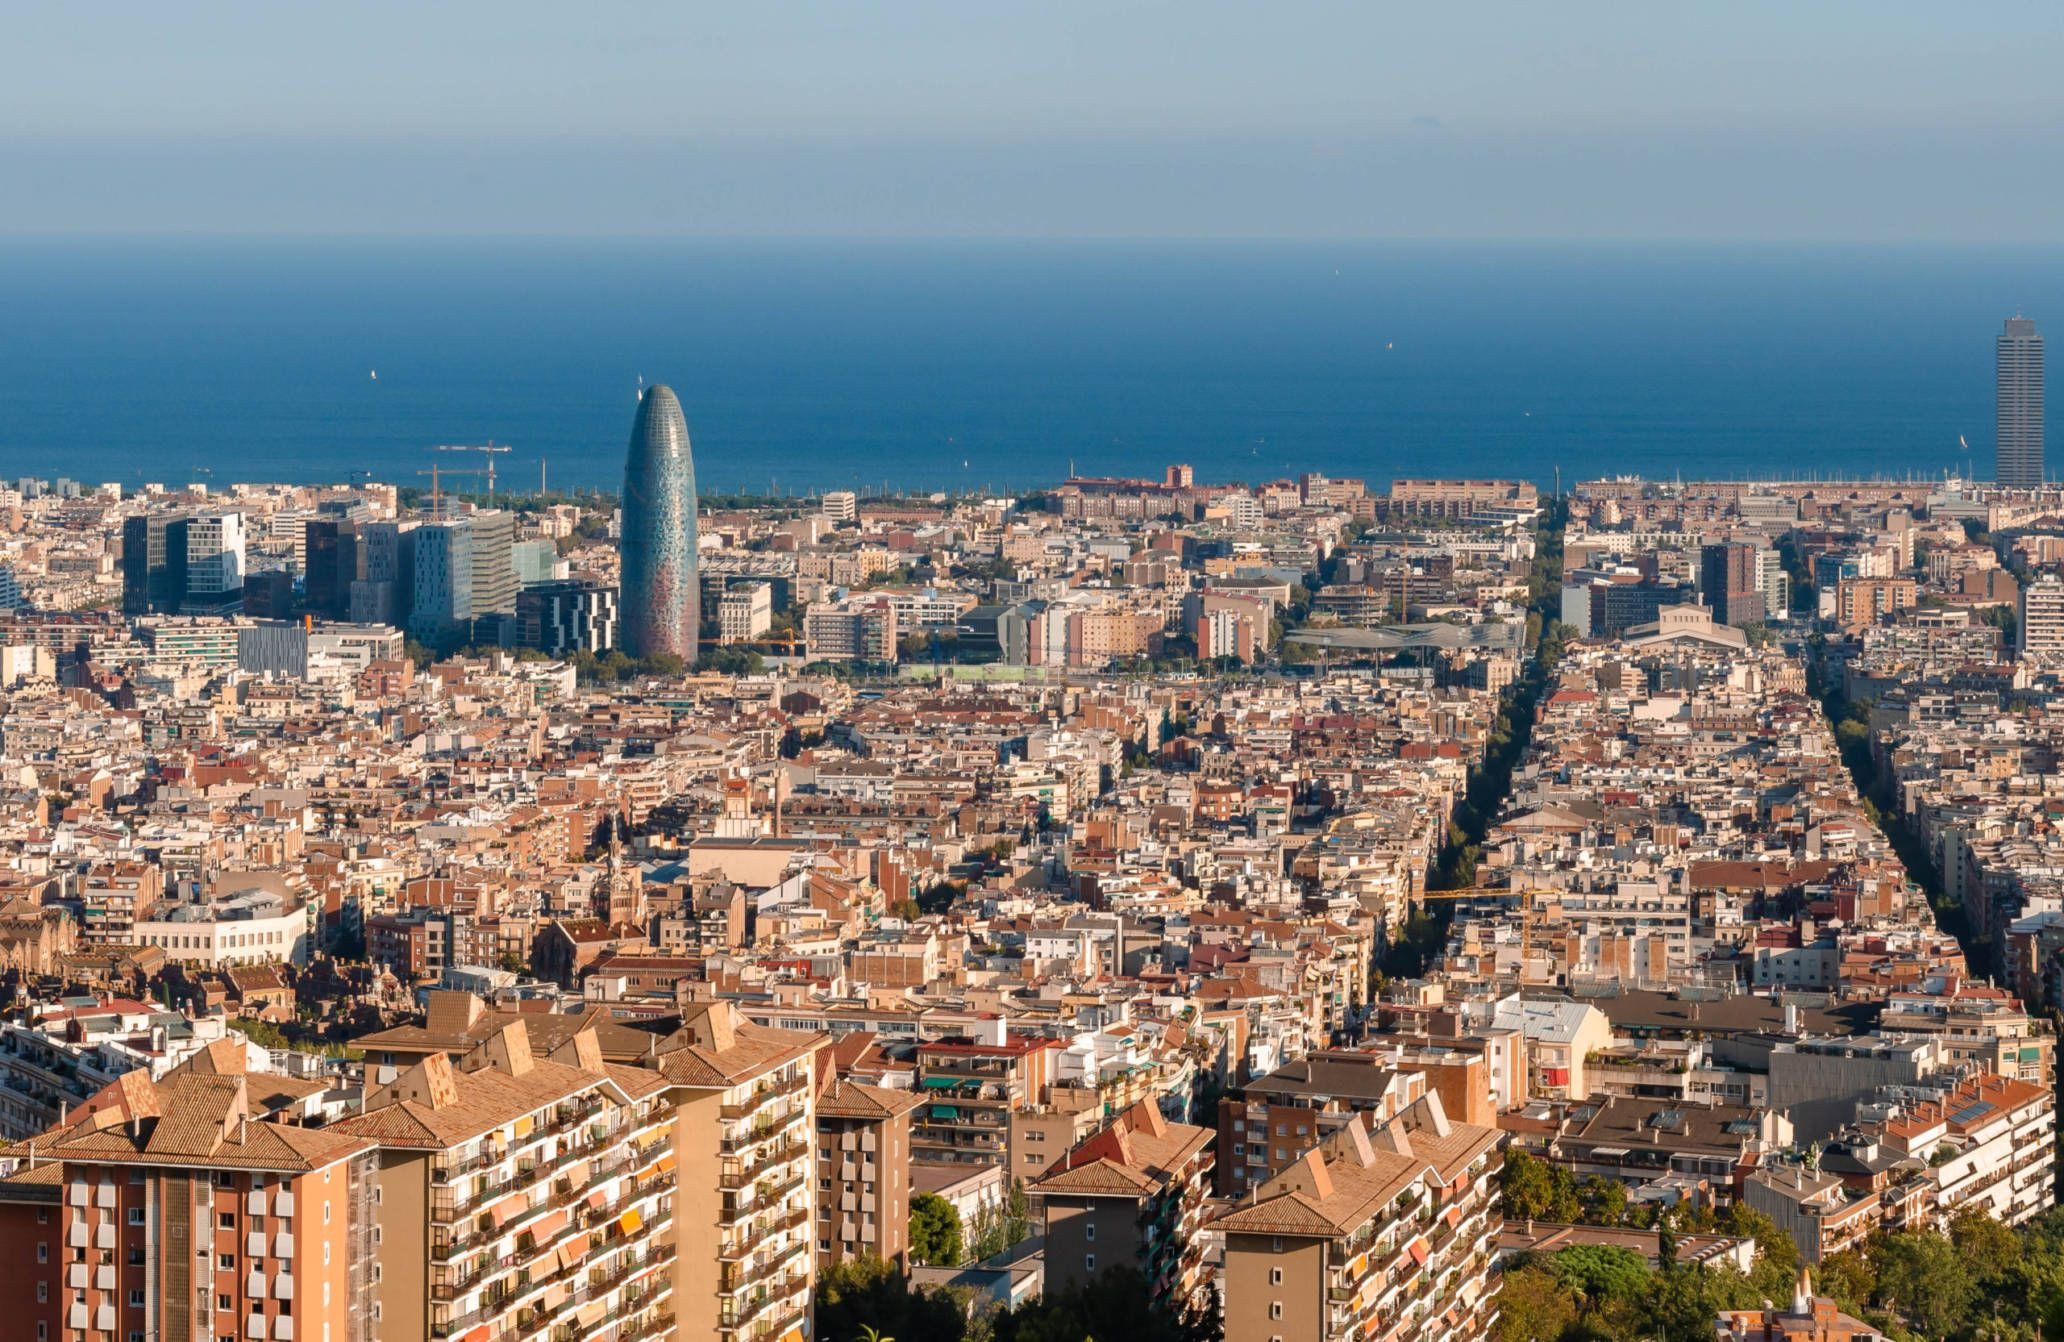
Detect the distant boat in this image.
<box><xmin>1386</xmin><ymin>341</ymin><xmax>1394</xmax><ymax>350</ymax></box>
<box><xmin>369</xmin><ymin>369</ymin><xmax>377</xmax><ymax>380</ymax></box>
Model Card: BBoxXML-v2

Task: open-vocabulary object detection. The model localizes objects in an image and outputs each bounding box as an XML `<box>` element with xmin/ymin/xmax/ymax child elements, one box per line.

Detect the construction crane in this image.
<box><xmin>414</xmin><ymin>465</ymin><xmax>489</xmax><ymax>516</ymax></box>
<box><xmin>433</xmin><ymin>443</ymin><xmax>512</xmax><ymax>497</ymax></box>
<box><xmin>1416</xmin><ymin>885</ymin><xmax>1562</xmax><ymax>955</ymax></box>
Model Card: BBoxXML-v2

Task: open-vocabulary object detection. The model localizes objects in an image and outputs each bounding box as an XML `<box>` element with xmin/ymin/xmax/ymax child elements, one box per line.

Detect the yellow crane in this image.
<box><xmin>1416</xmin><ymin>885</ymin><xmax>1563</xmax><ymax>950</ymax></box>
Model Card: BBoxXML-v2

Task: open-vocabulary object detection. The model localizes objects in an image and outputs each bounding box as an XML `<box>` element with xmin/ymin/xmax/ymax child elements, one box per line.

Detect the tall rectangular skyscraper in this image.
<box><xmin>1998</xmin><ymin>315</ymin><xmax>2045</xmax><ymax>489</ymax></box>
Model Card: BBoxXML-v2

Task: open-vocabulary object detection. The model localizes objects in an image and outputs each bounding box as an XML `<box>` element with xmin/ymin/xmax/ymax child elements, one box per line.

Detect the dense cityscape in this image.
<box><xmin>0</xmin><ymin>316</ymin><xmax>2053</xmax><ymax>1342</ymax></box>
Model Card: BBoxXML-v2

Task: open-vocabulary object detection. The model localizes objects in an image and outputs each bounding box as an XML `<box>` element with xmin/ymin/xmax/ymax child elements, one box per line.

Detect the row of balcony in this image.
<box><xmin>432</xmin><ymin>1224</ymin><xmax>677</xmax><ymax>1338</ymax></box>
<box><xmin>718</xmin><ymin>1070</ymin><xmax>809</xmax><ymax>1123</ymax></box>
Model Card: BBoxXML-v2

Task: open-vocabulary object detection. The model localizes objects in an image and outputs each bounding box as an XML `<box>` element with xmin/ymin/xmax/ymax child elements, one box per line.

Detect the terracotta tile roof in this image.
<box><xmin>1215</xmin><ymin>1099</ymin><xmax>1497</xmax><ymax>1240</ymax></box>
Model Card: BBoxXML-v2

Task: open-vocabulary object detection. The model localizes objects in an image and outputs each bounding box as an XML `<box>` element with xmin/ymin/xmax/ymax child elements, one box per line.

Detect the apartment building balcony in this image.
<box><xmin>720</xmin><ymin>1136</ymin><xmax>810</xmax><ymax>1190</ymax></box>
<box><xmin>720</xmin><ymin>1070</ymin><xmax>810</xmax><ymax>1123</ymax></box>
<box><xmin>433</xmin><ymin>1231</ymin><xmax>676</xmax><ymax>1338</ymax></box>
<box><xmin>721</xmin><ymin>1100</ymin><xmax>808</xmax><ymax>1156</ymax></box>
<box><xmin>717</xmin><ymin>1205</ymin><xmax>810</xmax><ymax>1261</ymax></box>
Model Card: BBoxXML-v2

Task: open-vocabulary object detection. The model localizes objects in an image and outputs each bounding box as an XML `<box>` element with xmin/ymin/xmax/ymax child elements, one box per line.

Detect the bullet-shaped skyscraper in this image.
<box><xmin>1997</xmin><ymin>315</ymin><xmax>2045</xmax><ymax>489</ymax></box>
<box><xmin>619</xmin><ymin>384</ymin><xmax>700</xmax><ymax>659</ymax></box>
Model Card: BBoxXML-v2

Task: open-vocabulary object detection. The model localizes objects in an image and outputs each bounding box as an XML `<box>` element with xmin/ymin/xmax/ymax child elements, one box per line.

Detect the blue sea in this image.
<box><xmin>0</xmin><ymin>238</ymin><xmax>2058</xmax><ymax>496</ymax></box>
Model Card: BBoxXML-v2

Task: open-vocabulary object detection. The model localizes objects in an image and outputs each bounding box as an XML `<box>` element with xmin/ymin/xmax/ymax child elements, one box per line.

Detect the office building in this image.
<box><xmin>466</xmin><ymin>509</ymin><xmax>518</xmax><ymax>619</ymax></box>
<box><xmin>1998</xmin><ymin>315</ymin><xmax>2045</xmax><ymax>489</ymax></box>
<box><xmin>180</xmin><ymin>512</ymin><xmax>247</xmax><ymax>612</ymax></box>
<box><xmin>302</xmin><ymin>519</ymin><xmax>359</xmax><ymax>619</ymax></box>
<box><xmin>820</xmin><ymin>490</ymin><xmax>858</xmax><ymax>525</ymax></box>
<box><xmin>718</xmin><ymin>581</ymin><xmax>774</xmax><ymax>644</ymax></box>
<box><xmin>804</xmin><ymin>597</ymin><xmax>898</xmax><ymax>664</ymax></box>
<box><xmin>1700</xmin><ymin>542</ymin><xmax>1766</xmax><ymax>628</ymax></box>
<box><xmin>349</xmin><ymin>521</ymin><xmax>410</xmax><ymax>627</ymax></box>
<box><xmin>120</xmin><ymin>514</ymin><xmax>188</xmax><ymax>614</ymax></box>
<box><xmin>409</xmin><ymin>519</ymin><xmax>474</xmax><ymax>646</ymax></box>
<box><xmin>514</xmin><ymin>578</ymin><xmax>620</xmax><ymax>656</ymax></box>
<box><xmin>620</xmin><ymin>384</ymin><xmax>701</xmax><ymax>660</ymax></box>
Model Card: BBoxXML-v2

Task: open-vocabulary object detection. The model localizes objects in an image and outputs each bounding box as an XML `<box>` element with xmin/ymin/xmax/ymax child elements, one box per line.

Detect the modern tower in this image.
<box><xmin>1997</xmin><ymin>315</ymin><xmax>2045</xmax><ymax>489</ymax></box>
<box><xmin>619</xmin><ymin>383</ymin><xmax>700</xmax><ymax>659</ymax></box>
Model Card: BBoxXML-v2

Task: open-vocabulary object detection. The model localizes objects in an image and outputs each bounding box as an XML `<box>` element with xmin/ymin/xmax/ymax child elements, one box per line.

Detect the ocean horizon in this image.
<box><xmin>0</xmin><ymin>236</ymin><xmax>2057</xmax><ymax>497</ymax></box>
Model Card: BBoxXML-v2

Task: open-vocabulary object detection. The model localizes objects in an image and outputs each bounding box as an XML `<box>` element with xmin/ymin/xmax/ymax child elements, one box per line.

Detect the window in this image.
<box><xmin>127</xmin><ymin>1208</ymin><xmax>146</xmax><ymax>1226</ymax></box>
<box><xmin>1083</xmin><ymin>1254</ymin><xmax>1096</xmax><ymax>1272</ymax></box>
<box><xmin>217</xmin><ymin>1213</ymin><xmax>233</xmax><ymax>1230</ymax></box>
<box><xmin>1270</xmin><ymin>1303</ymin><xmax>1284</xmax><ymax>1321</ymax></box>
<box><xmin>35</xmin><ymin>1282</ymin><xmax>46</xmax><ymax>1302</ymax></box>
<box><xmin>1270</xmin><ymin>1267</ymin><xmax>1283</xmax><ymax>1286</ymax></box>
<box><xmin>218</xmin><ymin>1254</ymin><xmax>233</xmax><ymax>1271</ymax></box>
<box><xmin>36</xmin><ymin>1209</ymin><xmax>47</xmax><ymax>1225</ymax></box>
<box><xmin>127</xmin><ymin>1248</ymin><xmax>144</xmax><ymax>1266</ymax></box>
<box><xmin>35</xmin><ymin>1242</ymin><xmax>46</xmax><ymax>1263</ymax></box>
<box><xmin>1233</xmin><ymin>1144</ymin><xmax>1245</xmax><ymax>1156</ymax></box>
<box><xmin>219</xmin><ymin>1296</ymin><xmax>232</xmax><ymax>1311</ymax></box>
<box><xmin>128</xmin><ymin>1291</ymin><xmax>145</xmax><ymax>1307</ymax></box>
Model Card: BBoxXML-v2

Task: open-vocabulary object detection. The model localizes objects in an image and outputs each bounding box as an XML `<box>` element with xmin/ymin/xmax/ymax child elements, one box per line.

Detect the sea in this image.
<box><xmin>0</xmin><ymin>237</ymin><xmax>2059</xmax><ymax>497</ymax></box>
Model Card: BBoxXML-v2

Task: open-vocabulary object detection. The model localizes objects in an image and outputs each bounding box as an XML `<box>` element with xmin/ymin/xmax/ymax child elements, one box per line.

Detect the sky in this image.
<box><xmin>8</xmin><ymin>1</ymin><xmax>2064</xmax><ymax>240</ymax></box>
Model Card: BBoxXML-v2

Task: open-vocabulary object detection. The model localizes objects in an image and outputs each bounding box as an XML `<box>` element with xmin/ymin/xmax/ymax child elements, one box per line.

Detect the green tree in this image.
<box><xmin>908</xmin><ymin>1193</ymin><xmax>963</xmax><ymax>1267</ymax></box>
<box><xmin>1500</xmin><ymin>1150</ymin><xmax>1559</xmax><ymax>1221</ymax></box>
<box><xmin>814</xmin><ymin>1256</ymin><xmax>968</xmax><ymax>1342</ymax></box>
<box><xmin>1491</xmin><ymin>1262</ymin><xmax>1578</xmax><ymax>1342</ymax></box>
<box><xmin>990</xmin><ymin>1265</ymin><xmax>1217</xmax><ymax>1342</ymax></box>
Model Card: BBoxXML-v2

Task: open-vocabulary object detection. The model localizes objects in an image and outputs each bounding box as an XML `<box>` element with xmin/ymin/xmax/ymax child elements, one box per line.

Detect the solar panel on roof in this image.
<box><xmin>1949</xmin><ymin>1100</ymin><xmax>1996</xmax><ymax>1125</ymax></box>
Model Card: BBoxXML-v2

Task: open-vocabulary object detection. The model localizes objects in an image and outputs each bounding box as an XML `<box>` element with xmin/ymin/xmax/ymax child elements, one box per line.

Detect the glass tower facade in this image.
<box><xmin>619</xmin><ymin>384</ymin><xmax>700</xmax><ymax>659</ymax></box>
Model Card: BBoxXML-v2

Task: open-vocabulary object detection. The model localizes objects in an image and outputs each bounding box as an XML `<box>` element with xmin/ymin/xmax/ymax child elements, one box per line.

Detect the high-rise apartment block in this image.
<box><xmin>1998</xmin><ymin>315</ymin><xmax>2045</xmax><ymax>489</ymax></box>
<box><xmin>1699</xmin><ymin>542</ymin><xmax>1766</xmax><ymax>628</ymax></box>
<box><xmin>813</xmin><ymin>1078</ymin><xmax>919</xmax><ymax>1270</ymax></box>
<box><xmin>2020</xmin><ymin>576</ymin><xmax>2064</xmax><ymax>662</ymax></box>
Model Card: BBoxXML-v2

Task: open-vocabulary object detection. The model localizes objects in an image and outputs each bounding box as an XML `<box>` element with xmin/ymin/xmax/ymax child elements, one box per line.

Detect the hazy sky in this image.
<box><xmin>9</xmin><ymin>1</ymin><xmax>2064</xmax><ymax>239</ymax></box>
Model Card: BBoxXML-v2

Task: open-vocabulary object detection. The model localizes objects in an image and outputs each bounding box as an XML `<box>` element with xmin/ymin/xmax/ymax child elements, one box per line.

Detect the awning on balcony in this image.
<box><xmin>530</xmin><ymin>1209</ymin><xmax>568</xmax><ymax>1244</ymax></box>
<box><xmin>1406</xmin><ymin>1237</ymin><xmax>1429</xmax><ymax>1266</ymax></box>
<box><xmin>619</xmin><ymin>1208</ymin><xmax>644</xmax><ymax>1235</ymax></box>
<box><xmin>563</xmin><ymin>1160</ymin><xmax>589</xmax><ymax>1186</ymax></box>
<box><xmin>651</xmin><ymin>1153</ymin><xmax>676</xmax><ymax>1176</ymax></box>
<box><xmin>557</xmin><ymin>1238</ymin><xmax>589</xmax><ymax>1271</ymax></box>
<box><xmin>1443</xmin><ymin>1205</ymin><xmax>1461</xmax><ymax>1229</ymax></box>
<box><xmin>575</xmin><ymin>1302</ymin><xmax>608</xmax><ymax>1329</ymax></box>
<box><xmin>929</xmin><ymin>1105</ymin><xmax>961</xmax><ymax>1120</ymax></box>
<box><xmin>489</xmin><ymin>1194</ymin><xmax>527</xmax><ymax>1228</ymax></box>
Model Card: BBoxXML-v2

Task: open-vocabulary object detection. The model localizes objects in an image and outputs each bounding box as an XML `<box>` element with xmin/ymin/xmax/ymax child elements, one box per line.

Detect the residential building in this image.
<box><xmin>1031</xmin><ymin>1099</ymin><xmax>1215</xmax><ymax>1315</ymax></box>
<box><xmin>815</xmin><ymin>1078</ymin><xmax>920</xmax><ymax>1270</ymax></box>
<box><xmin>1216</xmin><ymin>1096</ymin><xmax>1502</xmax><ymax>1342</ymax></box>
<box><xmin>335</xmin><ymin>1022</ymin><xmax>677</xmax><ymax>1342</ymax></box>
